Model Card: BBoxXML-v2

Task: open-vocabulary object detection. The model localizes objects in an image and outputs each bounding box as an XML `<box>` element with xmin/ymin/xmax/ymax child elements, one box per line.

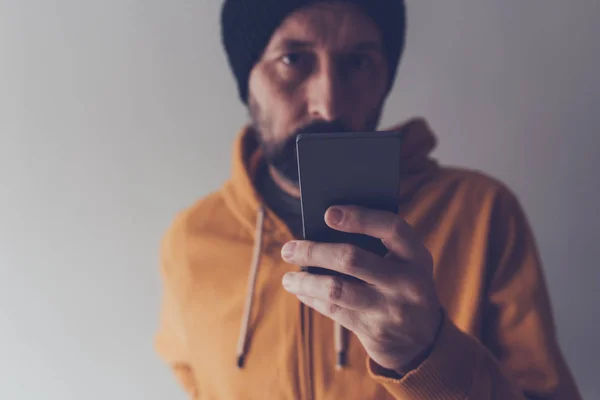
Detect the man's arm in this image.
<box><xmin>154</xmin><ymin>221</ymin><xmax>200</xmax><ymax>399</ymax></box>
<box><xmin>155</xmin><ymin>281</ymin><xmax>199</xmax><ymax>399</ymax></box>
<box><xmin>367</xmin><ymin>188</ymin><xmax>581</xmax><ymax>399</ymax></box>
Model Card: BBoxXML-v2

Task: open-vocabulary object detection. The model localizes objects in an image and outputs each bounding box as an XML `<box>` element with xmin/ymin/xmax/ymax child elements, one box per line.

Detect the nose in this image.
<box><xmin>306</xmin><ymin>61</ymin><xmax>346</xmax><ymax>122</ymax></box>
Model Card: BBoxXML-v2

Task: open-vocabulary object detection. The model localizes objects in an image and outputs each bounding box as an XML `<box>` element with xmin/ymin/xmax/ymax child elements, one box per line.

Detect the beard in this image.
<box><xmin>249</xmin><ymin>97</ymin><xmax>382</xmax><ymax>185</ymax></box>
<box><xmin>262</xmin><ymin>119</ymin><xmax>352</xmax><ymax>184</ymax></box>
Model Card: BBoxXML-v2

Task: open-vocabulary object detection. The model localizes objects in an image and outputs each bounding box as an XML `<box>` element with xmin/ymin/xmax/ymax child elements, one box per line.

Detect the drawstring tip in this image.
<box><xmin>237</xmin><ymin>355</ymin><xmax>245</xmax><ymax>369</ymax></box>
<box><xmin>336</xmin><ymin>351</ymin><xmax>346</xmax><ymax>370</ymax></box>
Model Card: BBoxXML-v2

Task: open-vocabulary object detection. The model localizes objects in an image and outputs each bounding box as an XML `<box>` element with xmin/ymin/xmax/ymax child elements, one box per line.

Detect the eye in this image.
<box><xmin>277</xmin><ymin>52</ymin><xmax>314</xmax><ymax>79</ymax></box>
<box><xmin>281</xmin><ymin>53</ymin><xmax>304</xmax><ymax>66</ymax></box>
<box><xmin>346</xmin><ymin>54</ymin><xmax>372</xmax><ymax>70</ymax></box>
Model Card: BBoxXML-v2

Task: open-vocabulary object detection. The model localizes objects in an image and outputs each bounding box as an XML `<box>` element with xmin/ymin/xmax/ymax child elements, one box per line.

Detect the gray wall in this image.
<box><xmin>1</xmin><ymin>0</ymin><xmax>598</xmax><ymax>398</ymax></box>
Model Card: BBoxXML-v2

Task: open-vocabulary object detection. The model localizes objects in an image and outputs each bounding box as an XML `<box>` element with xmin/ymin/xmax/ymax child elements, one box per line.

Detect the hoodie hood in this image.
<box><xmin>156</xmin><ymin>116</ymin><xmax>579</xmax><ymax>397</ymax></box>
<box><xmin>222</xmin><ymin>117</ymin><xmax>439</xmax><ymax>238</ymax></box>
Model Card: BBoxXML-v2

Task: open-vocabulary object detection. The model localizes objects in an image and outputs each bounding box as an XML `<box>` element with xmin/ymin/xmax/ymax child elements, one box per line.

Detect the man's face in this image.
<box><xmin>248</xmin><ymin>2</ymin><xmax>390</xmax><ymax>184</ymax></box>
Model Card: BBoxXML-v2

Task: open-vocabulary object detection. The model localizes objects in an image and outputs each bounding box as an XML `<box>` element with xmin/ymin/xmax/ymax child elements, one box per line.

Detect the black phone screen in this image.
<box><xmin>296</xmin><ymin>129</ymin><xmax>403</xmax><ymax>275</ymax></box>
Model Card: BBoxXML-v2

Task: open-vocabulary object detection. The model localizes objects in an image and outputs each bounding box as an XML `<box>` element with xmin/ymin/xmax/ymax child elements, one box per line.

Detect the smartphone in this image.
<box><xmin>296</xmin><ymin>129</ymin><xmax>404</xmax><ymax>276</ymax></box>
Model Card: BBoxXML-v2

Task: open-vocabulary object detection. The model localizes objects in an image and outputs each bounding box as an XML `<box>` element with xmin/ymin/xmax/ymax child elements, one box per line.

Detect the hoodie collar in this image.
<box><xmin>221</xmin><ymin>117</ymin><xmax>439</xmax><ymax>239</ymax></box>
<box><xmin>222</xmin><ymin>128</ymin><xmax>292</xmax><ymax>242</ymax></box>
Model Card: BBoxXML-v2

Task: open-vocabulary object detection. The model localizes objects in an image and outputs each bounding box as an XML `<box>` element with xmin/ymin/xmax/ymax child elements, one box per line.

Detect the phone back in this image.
<box><xmin>296</xmin><ymin>130</ymin><xmax>403</xmax><ymax>273</ymax></box>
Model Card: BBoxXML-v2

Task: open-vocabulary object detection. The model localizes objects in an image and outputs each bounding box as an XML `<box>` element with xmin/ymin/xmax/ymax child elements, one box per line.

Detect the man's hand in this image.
<box><xmin>281</xmin><ymin>205</ymin><xmax>443</xmax><ymax>374</ymax></box>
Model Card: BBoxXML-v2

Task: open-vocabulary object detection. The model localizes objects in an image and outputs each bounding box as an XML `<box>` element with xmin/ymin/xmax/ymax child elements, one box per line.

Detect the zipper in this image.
<box><xmin>270</xmin><ymin>218</ymin><xmax>313</xmax><ymax>400</ymax></box>
<box><xmin>299</xmin><ymin>302</ymin><xmax>313</xmax><ymax>400</ymax></box>
<box><xmin>305</xmin><ymin>305</ymin><xmax>313</xmax><ymax>400</ymax></box>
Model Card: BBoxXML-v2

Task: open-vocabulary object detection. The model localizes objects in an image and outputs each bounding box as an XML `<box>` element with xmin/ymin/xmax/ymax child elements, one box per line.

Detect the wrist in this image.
<box><xmin>395</xmin><ymin>308</ymin><xmax>445</xmax><ymax>375</ymax></box>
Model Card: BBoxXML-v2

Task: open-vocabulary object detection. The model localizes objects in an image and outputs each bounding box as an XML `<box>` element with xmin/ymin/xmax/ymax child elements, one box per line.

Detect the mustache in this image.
<box><xmin>293</xmin><ymin>119</ymin><xmax>351</xmax><ymax>136</ymax></box>
<box><xmin>266</xmin><ymin>120</ymin><xmax>353</xmax><ymax>183</ymax></box>
<box><xmin>280</xmin><ymin>120</ymin><xmax>351</xmax><ymax>153</ymax></box>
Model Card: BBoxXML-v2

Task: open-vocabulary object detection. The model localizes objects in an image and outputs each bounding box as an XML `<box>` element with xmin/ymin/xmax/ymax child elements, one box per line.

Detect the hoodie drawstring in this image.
<box><xmin>335</xmin><ymin>322</ymin><xmax>347</xmax><ymax>369</ymax></box>
<box><xmin>236</xmin><ymin>206</ymin><xmax>265</xmax><ymax>368</ymax></box>
<box><xmin>236</xmin><ymin>206</ymin><xmax>347</xmax><ymax>371</ymax></box>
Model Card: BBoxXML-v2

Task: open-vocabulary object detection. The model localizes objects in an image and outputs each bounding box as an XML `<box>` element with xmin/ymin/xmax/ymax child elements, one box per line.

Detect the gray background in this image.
<box><xmin>1</xmin><ymin>0</ymin><xmax>598</xmax><ymax>399</ymax></box>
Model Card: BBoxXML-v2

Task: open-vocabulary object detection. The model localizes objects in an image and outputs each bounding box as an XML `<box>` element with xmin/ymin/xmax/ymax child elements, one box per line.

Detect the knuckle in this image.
<box><xmin>370</xmin><ymin>316</ymin><xmax>403</xmax><ymax>344</ymax></box>
<box><xmin>304</xmin><ymin>241</ymin><xmax>315</xmax><ymax>261</ymax></box>
<box><xmin>339</xmin><ymin>245</ymin><xmax>361</xmax><ymax>269</ymax></box>
<box><xmin>391</xmin><ymin>219</ymin><xmax>405</xmax><ymax>240</ymax></box>
<box><xmin>328</xmin><ymin>303</ymin><xmax>340</xmax><ymax>315</ymax></box>
<box><xmin>327</xmin><ymin>276</ymin><xmax>344</xmax><ymax>302</ymax></box>
<box><xmin>389</xmin><ymin>304</ymin><xmax>407</xmax><ymax>325</ymax></box>
<box><xmin>370</xmin><ymin>323</ymin><xmax>390</xmax><ymax>342</ymax></box>
<box><xmin>402</xmin><ymin>282</ymin><xmax>423</xmax><ymax>304</ymax></box>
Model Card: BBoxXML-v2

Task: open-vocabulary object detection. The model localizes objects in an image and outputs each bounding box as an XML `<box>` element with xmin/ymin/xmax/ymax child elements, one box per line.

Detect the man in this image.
<box><xmin>155</xmin><ymin>0</ymin><xmax>581</xmax><ymax>399</ymax></box>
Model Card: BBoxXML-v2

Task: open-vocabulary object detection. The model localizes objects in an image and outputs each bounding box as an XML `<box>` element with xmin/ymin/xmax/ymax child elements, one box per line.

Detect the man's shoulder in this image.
<box><xmin>183</xmin><ymin>190</ymin><xmax>230</xmax><ymax>228</ymax></box>
<box><xmin>436</xmin><ymin>166</ymin><xmax>515</xmax><ymax>199</ymax></box>
<box><xmin>428</xmin><ymin>165</ymin><xmax>521</xmax><ymax>215</ymax></box>
<box><xmin>161</xmin><ymin>189</ymin><xmax>235</xmax><ymax>254</ymax></box>
<box><xmin>164</xmin><ymin>189</ymin><xmax>234</xmax><ymax>240</ymax></box>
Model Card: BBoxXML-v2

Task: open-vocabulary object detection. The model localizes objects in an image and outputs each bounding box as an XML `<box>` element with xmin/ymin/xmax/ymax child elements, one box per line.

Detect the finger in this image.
<box><xmin>282</xmin><ymin>272</ymin><xmax>381</xmax><ymax>311</ymax></box>
<box><xmin>296</xmin><ymin>295</ymin><xmax>361</xmax><ymax>333</ymax></box>
<box><xmin>282</xmin><ymin>240</ymin><xmax>394</xmax><ymax>286</ymax></box>
<box><xmin>325</xmin><ymin>206</ymin><xmax>421</xmax><ymax>260</ymax></box>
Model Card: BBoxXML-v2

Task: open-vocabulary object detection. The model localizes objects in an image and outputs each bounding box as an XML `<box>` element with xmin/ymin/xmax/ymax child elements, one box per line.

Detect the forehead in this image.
<box><xmin>266</xmin><ymin>3</ymin><xmax>382</xmax><ymax>51</ymax></box>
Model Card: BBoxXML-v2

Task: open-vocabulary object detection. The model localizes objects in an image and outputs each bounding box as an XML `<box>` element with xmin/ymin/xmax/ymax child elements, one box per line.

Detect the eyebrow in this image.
<box><xmin>351</xmin><ymin>41</ymin><xmax>383</xmax><ymax>52</ymax></box>
<box><xmin>271</xmin><ymin>39</ymin><xmax>383</xmax><ymax>53</ymax></box>
<box><xmin>273</xmin><ymin>39</ymin><xmax>314</xmax><ymax>52</ymax></box>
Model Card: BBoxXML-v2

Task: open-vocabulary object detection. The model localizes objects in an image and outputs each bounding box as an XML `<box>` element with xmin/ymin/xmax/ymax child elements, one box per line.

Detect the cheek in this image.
<box><xmin>345</xmin><ymin>94</ymin><xmax>384</xmax><ymax>129</ymax></box>
<box><xmin>348</xmin><ymin>79</ymin><xmax>387</xmax><ymax>126</ymax></box>
<box><xmin>356</xmin><ymin>75</ymin><xmax>387</xmax><ymax>104</ymax></box>
<box><xmin>253</xmin><ymin>73</ymin><xmax>306</xmax><ymax>135</ymax></box>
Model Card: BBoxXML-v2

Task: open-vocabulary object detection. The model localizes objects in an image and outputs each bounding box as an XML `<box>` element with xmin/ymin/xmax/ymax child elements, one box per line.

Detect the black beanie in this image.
<box><xmin>221</xmin><ymin>0</ymin><xmax>406</xmax><ymax>104</ymax></box>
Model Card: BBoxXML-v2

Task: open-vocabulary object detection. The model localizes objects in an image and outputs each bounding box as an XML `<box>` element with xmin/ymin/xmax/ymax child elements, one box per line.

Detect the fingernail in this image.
<box><xmin>281</xmin><ymin>242</ymin><xmax>296</xmax><ymax>260</ymax></box>
<box><xmin>327</xmin><ymin>207</ymin><xmax>344</xmax><ymax>226</ymax></box>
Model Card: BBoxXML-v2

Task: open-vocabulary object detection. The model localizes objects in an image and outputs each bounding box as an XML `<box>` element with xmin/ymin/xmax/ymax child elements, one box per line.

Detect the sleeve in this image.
<box><xmin>154</xmin><ymin>220</ymin><xmax>200</xmax><ymax>399</ymax></box>
<box><xmin>367</xmin><ymin>188</ymin><xmax>581</xmax><ymax>399</ymax></box>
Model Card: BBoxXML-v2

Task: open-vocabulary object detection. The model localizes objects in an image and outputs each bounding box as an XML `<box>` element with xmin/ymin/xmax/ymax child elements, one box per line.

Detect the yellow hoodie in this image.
<box><xmin>155</xmin><ymin>118</ymin><xmax>580</xmax><ymax>399</ymax></box>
